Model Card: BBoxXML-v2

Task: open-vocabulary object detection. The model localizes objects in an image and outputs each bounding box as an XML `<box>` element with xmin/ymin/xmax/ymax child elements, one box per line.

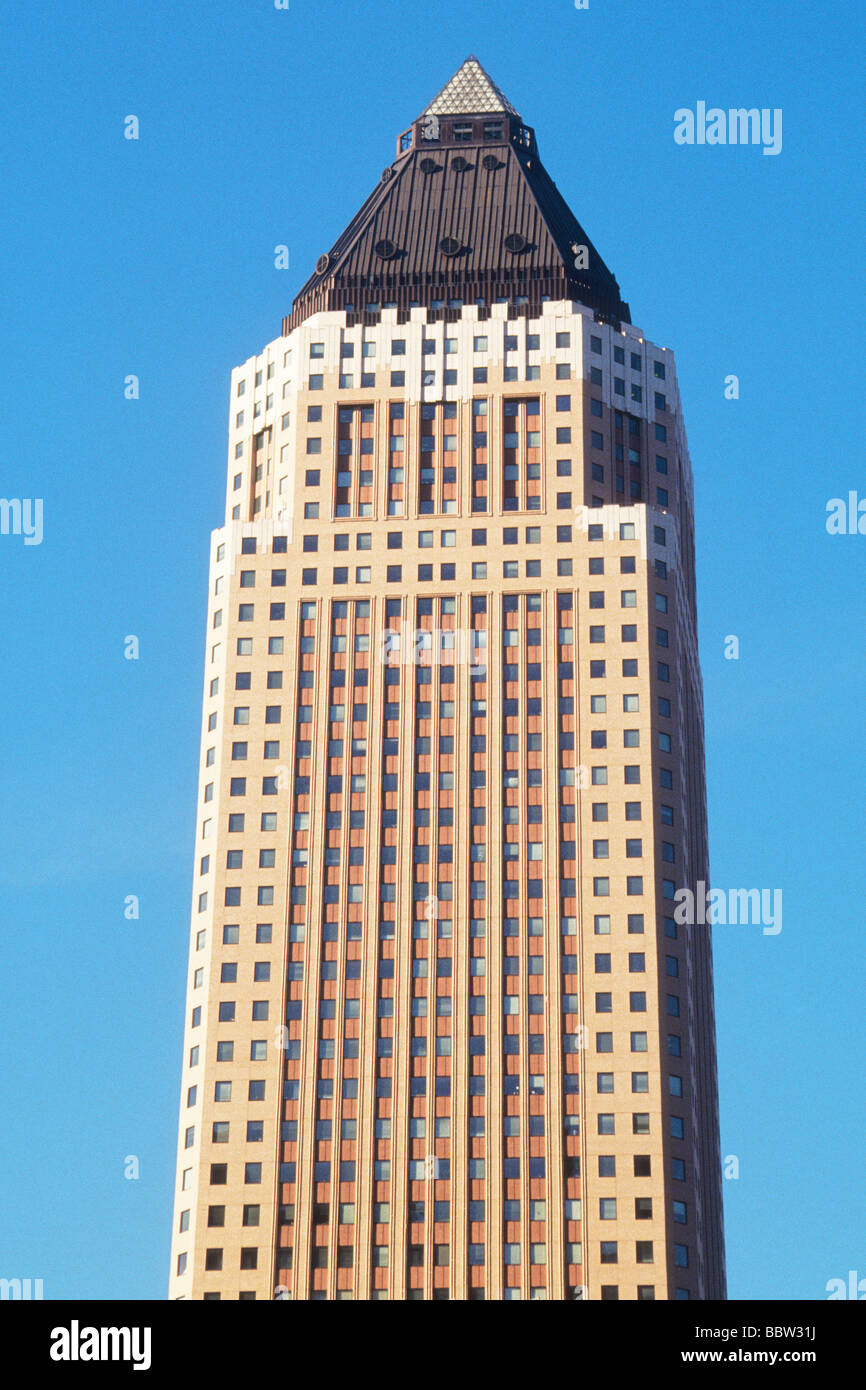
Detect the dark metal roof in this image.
<box><xmin>285</xmin><ymin>60</ymin><xmax>630</xmax><ymax>333</ymax></box>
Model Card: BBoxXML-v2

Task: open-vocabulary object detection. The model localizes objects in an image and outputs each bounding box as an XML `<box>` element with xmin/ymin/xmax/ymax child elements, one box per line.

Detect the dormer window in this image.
<box><xmin>483</xmin><ymin>122</ymin><xmax>503</xmax><ymax>139</ymax></box>
<box><xmin>452</xmin><ymin>122</ymin><xmax>472</xmax><ymax>142</ymax></box>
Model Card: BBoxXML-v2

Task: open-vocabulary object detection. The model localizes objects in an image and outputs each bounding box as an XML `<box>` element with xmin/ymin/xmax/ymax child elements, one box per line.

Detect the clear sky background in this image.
<box><xmin>0</xmin><ymin>0</ymin><xmax>863</xmax><ymax>1301</ymax></box>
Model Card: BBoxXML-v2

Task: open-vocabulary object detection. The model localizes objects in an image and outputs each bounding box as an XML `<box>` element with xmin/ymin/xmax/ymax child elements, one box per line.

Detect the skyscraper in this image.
<box><xmin>169</xmin><ymin>57</ymin><xmax>726</xmax><ymax>1301</ymax></box>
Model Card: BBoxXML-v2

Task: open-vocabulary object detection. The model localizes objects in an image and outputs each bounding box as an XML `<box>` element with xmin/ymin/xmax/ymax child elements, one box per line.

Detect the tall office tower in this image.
<box><xmin>169</xmin><ymin>57</ymin><xmax>726</xmax><ymax>1301</ymax></box>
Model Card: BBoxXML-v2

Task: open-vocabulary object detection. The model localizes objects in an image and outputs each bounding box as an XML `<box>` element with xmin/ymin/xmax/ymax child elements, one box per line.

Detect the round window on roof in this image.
<box><xmin>452</xmin><ymin>156</ymin><xmax>473</xmax><ymax>173</ymax></box>
<box><xmin>315</xmin><ymin>253</ymin><xmax>331</xmax><ymax>274</ymax></box>
<box><xmin>504</xmin><ymin>233</ymin><xmax>528</xmax><ymax>254</ymax></box>
<box><xmin>482</xmin><ymin>155</ymin><xmax>500</xmax><ymax>171</ymax></box>
<box><xmin>439</xmin><ymin>237</ymin><xmax>462</xmax><ymax>257</ymax></box>
<box><xmin>420</xmin><ymin>158</ymin><xmax>441</xmax><ymax>174</ymax></box>
<box><xmin>374</xmin><ymin>239</ymin><xmax>398</xmax><ymax>260</ymax></box>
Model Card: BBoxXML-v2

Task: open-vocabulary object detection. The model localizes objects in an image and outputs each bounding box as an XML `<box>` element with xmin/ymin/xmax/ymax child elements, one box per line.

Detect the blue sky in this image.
<box><xmin>0</xmin><ymin>0</ymin><xmax>863</xmax><ymax>1300</ymax></box>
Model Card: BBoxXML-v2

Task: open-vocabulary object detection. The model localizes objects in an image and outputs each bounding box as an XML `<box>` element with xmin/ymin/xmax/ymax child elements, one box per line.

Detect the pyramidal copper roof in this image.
<box><xmin>285</xmin><ymin>58</ymin><xmax>630</xmax><ymax>333</ymax></box>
